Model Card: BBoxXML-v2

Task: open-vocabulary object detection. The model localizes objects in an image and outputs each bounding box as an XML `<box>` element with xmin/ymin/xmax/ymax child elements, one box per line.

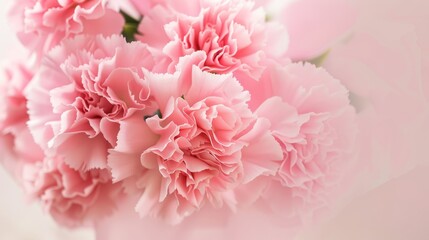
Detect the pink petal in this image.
<box><xmin>282</xmin><ymin>0</ymin><xmax>357</xmax><ymax>60</ymax></box>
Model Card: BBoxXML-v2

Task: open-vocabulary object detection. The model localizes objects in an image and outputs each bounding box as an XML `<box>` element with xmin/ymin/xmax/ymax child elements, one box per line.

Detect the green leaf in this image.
<box><xmin>120</xmin><ymin>10</ymin><xmax>141</xmax><ymax>43</ymax></box>
<box><xmin>308</xmin><ymin>50</ymin><xmax>330</xmax><ymax>67</ymax></box>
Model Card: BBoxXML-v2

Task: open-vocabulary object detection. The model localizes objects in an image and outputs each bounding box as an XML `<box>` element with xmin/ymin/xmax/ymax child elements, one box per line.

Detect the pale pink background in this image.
<box><xmin>1</xmin><ymin>1</ymin><xmax>428</xmax><ymax>239</ymax></box>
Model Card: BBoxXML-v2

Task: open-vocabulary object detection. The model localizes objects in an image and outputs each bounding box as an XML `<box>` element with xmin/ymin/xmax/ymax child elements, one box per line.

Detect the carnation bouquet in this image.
<box><xmin>1</xmin><ymin>0</ymin><xmax>428</xmax><ymax>239</ymax></box>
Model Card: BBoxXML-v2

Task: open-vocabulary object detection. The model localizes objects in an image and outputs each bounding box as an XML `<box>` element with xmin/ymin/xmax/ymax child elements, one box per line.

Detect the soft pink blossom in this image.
<box><xmin>0</xmin><ymin>62</ymin><xmax>33</xmax><ymax>135</ymax></box>
<box><xmin>25</xmin><ymin>35</ymin><xmax>155</xmax><ymax>172</ymax></box>
<box><xmin>322</xmin><ymin>0</ymin><xmax>429</xmax><ymax>190</ymax></box>
<box><xmin>129</xmin><ymin>0</ymin><xmax>200</xmax><ymax>17</ymax></box>
<box><xmin>107</xmin><ymin>0</ymin><xmax>141</xmax><ymax>19</ymax></box>
<box><xmin>0</xmin><ymin>86</ymin><xmax>117</xmax><ymax>228</ymax></box>
<box><xmin>0</xmin><ymin>61</ymin><xmax>117</xmax><ymax>228</ymax></box>
<box><xmin>128</xmin><ymin>0</ymin><xmax>166</xmax><ymax>16</ymax></box>
<box><xmin>241</xmin><ymin>62</ymin><xmax>357</xmax><ymax>225</ymax></box>
<box><xmin>108</xmin><ymin>52</ymin><xmax>283</xmax><ymax>223</ymax></box>
<box><xmin>137</xmin><ymin>0</ymin><xmax>288</xmax><ymax>78</ymax></box>
<box><xmin>22</xmin><ymin>156</ymin><xmax>119</xmax><ymax>227</ymax></box>
<box><xmin>279</xmin><ymin>0</ymin><xmax>357</xmax><ymax>60</ymax></box>
<box><xmin>9</xmin><ymin>0</ymin><xmax>124</xmax><ymax>58</ymax></box>
<box><xmin>0</xmin><ymin>62</ymin><xmax>44</xmax><ymax>177</ymax></box>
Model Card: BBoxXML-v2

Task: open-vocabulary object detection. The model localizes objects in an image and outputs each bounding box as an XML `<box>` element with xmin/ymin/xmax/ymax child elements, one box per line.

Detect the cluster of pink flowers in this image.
<box><xmin>1</xmin><ymin>0</ymin><xmax>357</xmax><ymax>229</ymax></box>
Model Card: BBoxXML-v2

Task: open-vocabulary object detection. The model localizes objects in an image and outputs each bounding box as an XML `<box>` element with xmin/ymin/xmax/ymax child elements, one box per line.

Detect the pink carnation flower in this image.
<box><xmin>137</xmin><ymin>0</ymin><xmax>288</xmax><ymax>78</ymax></box>
<box><xmin>108</xmin><ymin>52</ymin><xmax>283</xmax><ymax>224</ymax></box>
<box><xmin>25</xmin><ymin>35</ymin><xmax>155</xmax><ymax>172</ymax></box>
<box><xmin>242</xmin><ymin>62</ymin><xmax>357</xmax><ymax>225</ymax></box>
<box><xmin>129</xmin><ymin>0</ymin><xmax>201</xmax><ymax>18</ymax></box>
<box><xmin>0</xmin><ymin>62</ymin><xmax>33</xmax><ymax>135</ymax></box>
<box><xmin>128</xmin><ymin>0</ymin><xmax>167</xmax><ymax>15</ymax></box>
<box><xmin>22</xmin><ymin>157</ymin><xmax>118</xmax><ymax>227</ymax></box>
<box><xmin>10</xmin><ymin>0</ymin><xmax>124</xmax><ymax>57</ymax></box>
<box><xmin>0</xmin><ymin>61</ymin><xmax>118</xmax><ymax>228</ymax></box>
<box><xmin>0</xmin><ymin>62</ymin><xmax>44</xmax><ymax>175</ymax></box>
